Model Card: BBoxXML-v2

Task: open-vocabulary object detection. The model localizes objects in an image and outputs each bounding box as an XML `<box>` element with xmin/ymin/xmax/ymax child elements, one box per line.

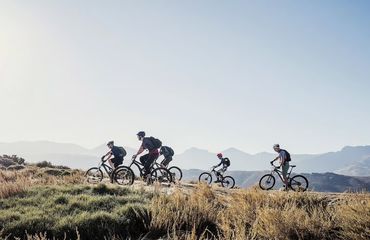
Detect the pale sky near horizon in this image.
<box><xmin>1</xmin><ymin>1</ymin><xmax>370</xmax><ymax>154</ymax></box>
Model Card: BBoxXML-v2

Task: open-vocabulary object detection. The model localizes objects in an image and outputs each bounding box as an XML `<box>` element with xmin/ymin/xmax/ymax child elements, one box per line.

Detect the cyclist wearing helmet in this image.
<box><xmin>101</xmin><ymin>141</ymin><xmax>124</xmax><ymax>170</ymax></box>
<box><xmin>271</xmin><ymin>144</ymin><xmax>291</xmax><ymax>189</ymax></box>
<box><xmin>159</xmin><ymin>146</ymin><xmax>175</xmax><ymax>167</ymax></box>
<box><xmin>213</xmin><ymin>153</ymin><xmax>230</xmax><ymax>182</ymax></box>
<box><xmin>132</xmin><ymin>131</ymin><xmax>160</xmax><ymax>176</ymax></box>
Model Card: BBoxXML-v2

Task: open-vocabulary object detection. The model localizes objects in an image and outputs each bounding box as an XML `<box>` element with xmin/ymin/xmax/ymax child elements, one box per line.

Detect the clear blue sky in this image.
<box><xmin>0</xmin><ymin>0</ymin><xmax>369</xmax><ymax>153</ymax></box>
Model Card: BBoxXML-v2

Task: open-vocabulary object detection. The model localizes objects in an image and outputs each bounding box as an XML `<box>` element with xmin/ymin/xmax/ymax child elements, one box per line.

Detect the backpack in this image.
<box><xmin>282</xmin><ymin>150</ymin><xmax>291</xmax><ymax>161</ymax></box>
<box><xmin>223</xmin><ymin>157</ymin><xmax>231</xmax><ymax>167</ymax></box>
<box><xmin>149</xmin><ymin>137</ymin><xmax>162</xmax><ymax>149</ymax></box>
<box><xmin>167</xmin><ymin>147</ymin><xmax>175</xmax><ymax>156</ymax></box>
<box><xmin>117</xmin><ymin>147</ymin><xmax>127</xmax><ymax>158</ymax></box>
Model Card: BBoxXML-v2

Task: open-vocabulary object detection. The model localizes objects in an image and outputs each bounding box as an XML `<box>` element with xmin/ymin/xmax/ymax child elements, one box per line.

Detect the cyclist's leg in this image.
<box><xmin>282</xmin><ymin>162</ymin><xmax>290</xmax><ymax>188</ymax></box>
<box><xmin>140</xmin><ymin>154</ymin><xmax>149</xmax><ymax>165</ymax></box>
<box><xmin>114</xmin><ymin>157</ymin><xmax>123</xmax><ymax>168</ymax></box>
<box><xmin>108</xmin><ymin>158</ymin><xmax>115</xmax><ymax>170</ymax></box>
<box><xmin>160</xmin><ymin>156</ymin><xmax>172</xmax><ymax>168</ymax></box>
<box><xmin>144</xmin><ymin>152</ymin><xmax>159</xmax><ymax>175</ymax></box>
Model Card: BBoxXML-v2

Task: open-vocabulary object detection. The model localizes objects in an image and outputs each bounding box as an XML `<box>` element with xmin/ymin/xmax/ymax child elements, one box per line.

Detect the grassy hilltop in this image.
<box><xmin>0</xmin><ymin>160</ymin><xmax>369</xmax><ymax>240</ymax></box>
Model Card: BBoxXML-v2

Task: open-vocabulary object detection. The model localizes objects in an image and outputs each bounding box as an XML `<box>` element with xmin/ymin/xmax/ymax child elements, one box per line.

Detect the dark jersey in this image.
<box><xmin>142</xmin><ymin>137</ymin><xmax>155</xmax><ymax>151</ymax></box>
<box><xmin>111</xmin><ymin>146</ymin><xmax>123</xmax><ymax>159</ymax></box>
<box><xmin>216</xmin><ymin>157</ymin><xmax>230</xmax><ymax>168</ymax></box>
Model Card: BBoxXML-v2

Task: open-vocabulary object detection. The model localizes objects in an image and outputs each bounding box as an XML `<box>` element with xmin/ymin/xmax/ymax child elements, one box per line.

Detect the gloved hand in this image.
<box><xmin>101</xmin><ymin>155</ymin><xmax>105</xmax><ymax>161</ymax></box>
<box><xmin>270</xmin><ymin>161</ymin><xmax>274</xmax><ymax>165</ymax></box>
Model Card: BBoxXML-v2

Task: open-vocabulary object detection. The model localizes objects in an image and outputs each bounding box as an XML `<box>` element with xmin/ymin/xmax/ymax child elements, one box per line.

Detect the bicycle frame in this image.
<box><xmin>129</xmin><ymin>158</ymin><xmax>145</xmax><ymax>173</ymax></box>
<box><xmin>98</xmin><ymin>160</ymin><xmax>114</xmax><ymax>178</ymax></box>
<box><xmin>270</xmin><ymin>164</ymin><xmax>294</xmax><ymax>183</ymax></box>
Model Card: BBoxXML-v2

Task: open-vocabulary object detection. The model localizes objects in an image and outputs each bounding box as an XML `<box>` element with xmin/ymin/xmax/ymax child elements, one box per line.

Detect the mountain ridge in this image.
<box><xmin>0</xmin><ymin>141</ymin><xmax>369</xmax><ymax>176</ymax></box>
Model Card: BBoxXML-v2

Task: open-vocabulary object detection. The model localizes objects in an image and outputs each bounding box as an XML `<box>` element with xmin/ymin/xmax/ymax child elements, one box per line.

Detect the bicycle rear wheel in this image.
<box><xmin>259</xmin><ymin>174</ymin><xmax>275</xmax><ymax>190</ymax></box>
<box><xmin>113</xmin><ymin>167</ymin><xmax>134</xmax><ymax>185</ymax></box>
<box><xmin>168</xmin><ymin>166</ymin><xmax>183</xmax><ymax>182</ymax></box>
<box><xmin>85</xmin><ymin>167</ymin><xmax>103</xmax><ymax>184</ymax></box>
<box><xmin>149</xmin><ymin>167</ymin><xmax>173</xmax><ymax>184</ymax></box>
<box><xmin>289</xmin><ymin>175</ymin><xmax>309</xmax><ymax>192</ymax></box>
<box><xmin>199</xmin><ymin>172</ymin><xmax>212</xmax><ymax>184</ymax></box>
<box><xmin>221</xmin><ymin>176</ymin><xmax>235</xmax><ymax>189</ymax></box>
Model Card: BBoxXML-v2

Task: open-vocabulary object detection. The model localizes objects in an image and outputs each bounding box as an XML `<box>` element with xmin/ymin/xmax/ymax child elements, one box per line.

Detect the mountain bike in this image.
<box><xmin>259</xmin><ymin>162</ymin><xmax>309</xmax><ymax>191</ymax></box>
<box><xmin>198</xmin><ymin>167</ymin><xmax>235</xmax><ymax>189</ymax></box>
<box><xmin>127</xmin><ymin>156</ymin><xmax>173</xmax><ymax>184</ymax></box>
<box><xmin>153</xmin><ymin>158</ymin><xmax>183</xmax><ymax>182</ymax></box>
<box><xmin>85</xmin><ymin>157</ymin><xmax>134</xmax><ymax>185</ymax></box>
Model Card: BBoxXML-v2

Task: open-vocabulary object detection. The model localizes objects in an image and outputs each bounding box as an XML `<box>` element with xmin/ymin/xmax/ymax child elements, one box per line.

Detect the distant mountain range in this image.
<box><xmin>0</xmin><ymin>141</ymin><xmax>369</xmax><ymax>176</ymax></box>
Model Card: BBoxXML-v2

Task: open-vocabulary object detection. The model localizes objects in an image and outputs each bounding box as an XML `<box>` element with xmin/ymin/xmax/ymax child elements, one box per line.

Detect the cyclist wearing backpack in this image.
<box><xmin>159</xmin><ymin>146</ymin><xmax>175</xmax><ymax>167</ymax></box>
<box><xmin>133</xmin><ymin>131</ymin><xmax>162</xmax><ymax>176</ymax></box>
<box><xmin>271</xmin><ymin>144</ymin><xmax>291</xmax><ymax>189</ymax></box>
<box><xmin>102</xmin><ymin>141</ymin><xmax>126</xmax><ymax>170</ymax></box>
<box><xmin>213</xmin><ymin>153</ymin><xmax>230</xmax><ymax>182</ymax></box>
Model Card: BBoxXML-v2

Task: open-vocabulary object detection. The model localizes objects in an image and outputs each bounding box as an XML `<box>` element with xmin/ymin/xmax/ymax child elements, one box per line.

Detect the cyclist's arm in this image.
<box><xmin>214</xmin><ymin>162</ymin><xmax>222</xmax><ymax>168</ymax></box>
<box><xmin>135</xmin><ymin>145</ymin><xmax>145</xmax><ymax>156</ymax></box>
<box><xmin>102</xmin><ymin>151</ymin><xmax>112</xmax><ymax>160</ymax></box>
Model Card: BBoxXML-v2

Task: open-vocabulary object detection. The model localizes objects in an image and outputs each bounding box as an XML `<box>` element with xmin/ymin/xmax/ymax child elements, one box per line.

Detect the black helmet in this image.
<box><xmin>137</xmin><ymin>131</ymin><xmax>145</xmax><ymax>138</ymax></box>
<box><xmin>273</xmin><ymin>144</ymin><xmax>280</xmax><ymax>149</ymax></box>
<box><xmin>107</xmin><ymin>141</ymin><xmax>114</xmax><ymax>146</ymax></box>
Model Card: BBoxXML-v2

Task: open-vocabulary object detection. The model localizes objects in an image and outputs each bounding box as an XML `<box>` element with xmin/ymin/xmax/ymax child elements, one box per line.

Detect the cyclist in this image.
<box><xmin>159</xmin><ymin>146</ymin><xmax>175</xmax><ymax>168</ymax></box>
<box><xmin>271</xmin><ymin>144</ymin><xmax>291</xmax><ymax>190</ymax></box>
<box><xmin>101</xmin><ymin>141</ymin><xmax>125</xmax><ymax>170</ymax></box>
<box><xmin>213</xmin><ymin>153</ymin><xmax>231</xmax><ymax>182</ymax></box>
<box><xmin>132</xmin><ymin>131</ymin><xmax>161</xmax><ymax>176</ymax></box>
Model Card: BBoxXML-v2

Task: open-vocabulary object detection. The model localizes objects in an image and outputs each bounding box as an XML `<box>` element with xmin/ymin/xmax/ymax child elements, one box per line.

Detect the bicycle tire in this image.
<box><xmin>199</xmin><ymin>172</ymin><xmax>212</xmax><ymax>184</ymax></box>
<box><xmin>149</xmin><ymin>167</ymin><xmax>173</xmax><ymax>184</ymax></box>
<box><xmin>113</xmin><ymin>166</ymin><xmax>135</xmax><ymax>185</ymax></box>
<box><xmin>289</xmin><ymin>175</ymin><xmax>309</xmax><ymax>192</ymax></box>
<box><xmin>259</xmin><ymin>174</ymin><xmax>275</xmax><ymax>190</ymax></box>
<box><xmin>85</xmin><ymin>167</ymin><xmax>103</xmax><ymax>184</ymax></box>
<box><xmin>168</xmin><ymin>166</ymin><xmax>183</xmax><ymax>182</ymax></box>
<box><xmin>221</xmin><ymin>176</ymin><xmax>235</xmax><ymax>189</ymax></box>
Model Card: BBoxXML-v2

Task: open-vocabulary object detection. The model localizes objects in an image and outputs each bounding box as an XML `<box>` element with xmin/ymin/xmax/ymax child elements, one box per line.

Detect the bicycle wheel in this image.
<box><xmin>289</xmin><ymin>175</ymin><xmax>309</xmax><ymax>192</ymax></box>
<box><xmin>149</xmin><ymin>167</ymin><xmax>173</xmax><ymax>184</ymax></box>
<box><xmin>199</xmin><ymin>172</ymin><xmax>212</xmax><ymax>184</ymax></box>
<box><xmin>168</xmin><ymin>166</ymin><xmax>183</xmax><ymax>182</ymax></box>
<box><xmin>221</xmin><ymin>176</ymin><xmax>235</xmax><ymax>189</ymax></box>
<box><xmin>259</xmin><ymin>174</ymin><xmax>275</xmax><ymax>190</ymax></box>
<box><xmin>85</xmin><ymin>167</ymin><xmax>103</xmax><ymax>184</ymax></box>
<box><xmin>113</xmin><ymin>167</ymin><xmax>134</xmax><ymax>185</ymax></box>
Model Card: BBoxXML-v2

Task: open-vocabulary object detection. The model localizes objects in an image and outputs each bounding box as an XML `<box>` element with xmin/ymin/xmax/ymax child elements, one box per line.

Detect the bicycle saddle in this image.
<box><xmin>290</xmin><ymin>165</ymin><xmax>296</xmax><ymax>168</ymax></box>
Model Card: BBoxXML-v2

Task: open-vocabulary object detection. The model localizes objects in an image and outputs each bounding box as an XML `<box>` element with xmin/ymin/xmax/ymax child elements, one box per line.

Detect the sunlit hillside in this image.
<box><xmin>0</xmin><ymin>159</ymin><xmax>369</xmax><ymax>240</ymax></box>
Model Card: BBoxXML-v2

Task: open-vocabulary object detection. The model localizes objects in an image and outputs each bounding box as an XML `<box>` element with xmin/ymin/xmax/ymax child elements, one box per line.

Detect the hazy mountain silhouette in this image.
<box><xmin>0</xmin><ymin>141</ymin><xmax>136</xmax><ymax>170</ymax></box>
<box><xmin>0</xmin><ymin>141</ymin><xmax>369</xmax><ymax>176</ymax></box>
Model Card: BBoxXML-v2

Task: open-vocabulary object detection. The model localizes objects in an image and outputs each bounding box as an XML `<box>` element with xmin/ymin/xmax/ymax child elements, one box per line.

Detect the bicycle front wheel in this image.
<box><xmin>289</xmin><ymin>175</ymin><xmax>309</xmax><ymax>192</ymax></box>
<box><xmin>221</xmin><ymin>176</ymin><xmax>235</xmax><ymax>189</ymax></box>
<box><xmin>85</xmin><ymin>167</ymin><xmax>103</xmax><ymax>184</ymax></box>
<box><xmin>168</xmin><ymin>166</ymin><xmax>183</xmax><ymax>182</ymax></box>
<box><xmin>199</xmin><ymin>172</ymin><xmax>212</xmax><ymax>184</ymax></box>
<box><xmin>113</xmin><ymin>167</ymin><xmax>134</xmax><ymax>185</ymax></box>
<box><xmin>149</xmin><ymin>167</ymin><xmax>173</xmax><ymax>184</ymax></box>
<box><xmin>259</xmin><ymin>174</ymin><xmax>275</xmax><ymax>190</ymax></box>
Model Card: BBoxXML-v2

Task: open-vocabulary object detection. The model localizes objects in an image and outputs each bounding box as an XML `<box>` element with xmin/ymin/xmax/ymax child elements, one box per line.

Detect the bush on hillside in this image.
<box><xmin>0</xmin><ymin>155</ymin><xmax>25</xmax><ymax>167</ymax></box>
<box><xmin>34</xmin><ymin>161</ymin><xmax>70</xmax><ymax>170</ymax></box>
<box><xmin>6</xmin><ymin>165</ymin><xmax>26</xmax><ymax>171</ymax></box>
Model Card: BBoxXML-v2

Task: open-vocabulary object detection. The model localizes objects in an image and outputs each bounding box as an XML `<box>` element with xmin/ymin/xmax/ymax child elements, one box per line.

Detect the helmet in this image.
<box><xmin>217</xmin><ymin>153</ymin><xmax>223</xmax><ymax>158</ymax></box>
<box><xmin>273</xmin><ymin>144</ymin><xmax>280</xmax><ymax>149</ymax></box>
<box><xmin>107</xmin><ymin>141</ymin><xmax>114</xmax><ymax>146</ymax></box>
<box><xmin>137</xmin><ymin>131</ymin><xmax>145</xmax><ymax>138</ymax></box>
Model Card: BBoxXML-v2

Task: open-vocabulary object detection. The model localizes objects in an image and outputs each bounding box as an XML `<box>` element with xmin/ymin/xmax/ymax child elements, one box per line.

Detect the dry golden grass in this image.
<box><xmin>0</xmin><ymin>167</ymin><xmax>84</xmax><ymax>199</ymax></box>
<box><xmin>1</xmin><ymin>166</ymin><xmax>369</xmax><ymax>240</ymax></box>
<box><xmin>149</xmin><ymin>184</ymin><xmax>370</xmax><ymax>240</ymax></box>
